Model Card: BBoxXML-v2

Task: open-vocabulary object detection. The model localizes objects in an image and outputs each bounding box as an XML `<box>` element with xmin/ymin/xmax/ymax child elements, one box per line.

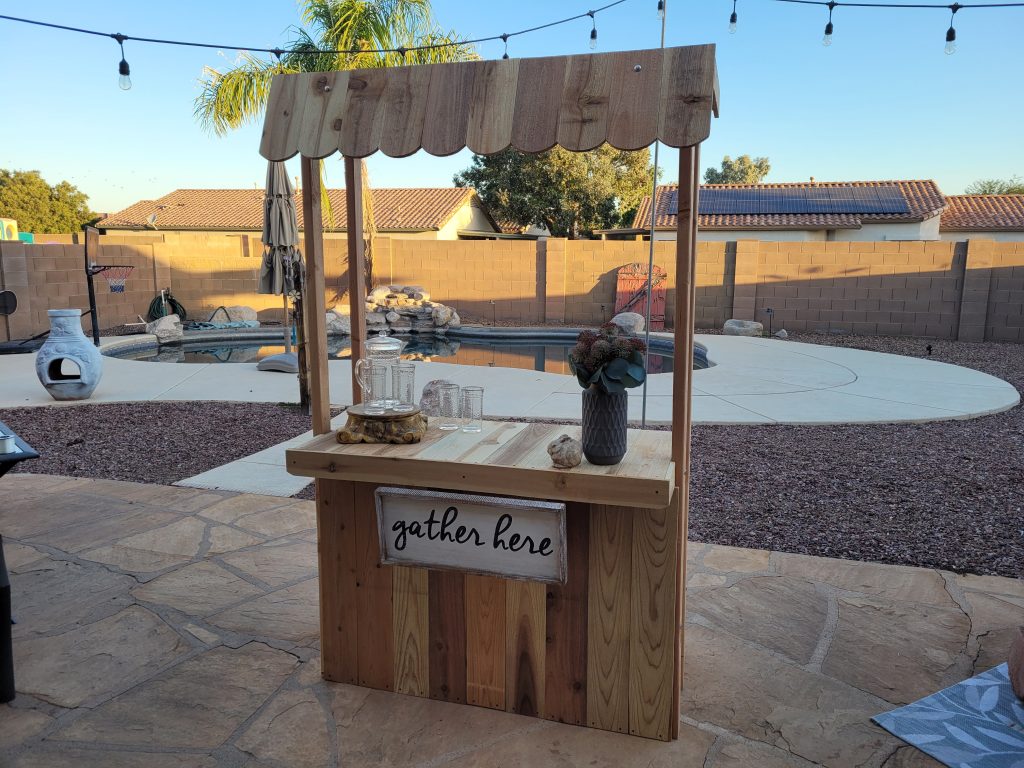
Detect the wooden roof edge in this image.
<box><xmin>259</xmin><ymin>44</ymin><xmax>718</xmax><ymax>161</ymax></box>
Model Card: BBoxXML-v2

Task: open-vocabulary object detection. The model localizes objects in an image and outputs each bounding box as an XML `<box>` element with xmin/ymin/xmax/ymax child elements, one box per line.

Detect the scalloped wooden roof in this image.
<box><xmin>259</xmin><ymin>45</ymin><xmax>718</xmax><ymax>161</ymax></box>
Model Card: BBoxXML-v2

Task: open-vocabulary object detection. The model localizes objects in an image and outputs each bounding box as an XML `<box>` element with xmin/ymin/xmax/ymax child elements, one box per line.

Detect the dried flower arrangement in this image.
<box><xmin>568</xmin><ymin>322</ymin><xmax>647</xmax><ymax>394</ymax></box>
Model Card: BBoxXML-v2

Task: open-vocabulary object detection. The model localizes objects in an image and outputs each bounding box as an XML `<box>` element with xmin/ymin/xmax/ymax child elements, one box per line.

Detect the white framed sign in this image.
<box><xmin>375</xmin><ymin>487</ymin><xmax>567</xmax><ymax>584</ymax></box>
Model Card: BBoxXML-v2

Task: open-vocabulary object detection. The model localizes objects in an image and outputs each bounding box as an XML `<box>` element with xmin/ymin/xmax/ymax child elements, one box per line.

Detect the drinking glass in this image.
<box><xmin>367</xmin><ymin>364</ymin><xmax>388</xmax><ymax>414</ymax></box>
<box><xmin>438</xmin><ymin>383</ymin><xmax>461</xmax><ymax>430</ymax></box>
<box><xmin>460</xmin><ymin>386</ymin><xmax>484</xmax><ymax>433</ymax></box>
<box><xmin>392</xmin><ymin>362</ymin><xmax>416</xmax><ymax>413</ymax></box>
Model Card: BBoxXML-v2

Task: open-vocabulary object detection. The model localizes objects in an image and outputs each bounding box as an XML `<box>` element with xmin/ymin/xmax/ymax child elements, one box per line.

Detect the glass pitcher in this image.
<box><xmin>354</xmin><ymin>330</ymin><xmax>405</xmax><ymax>410</ymax></box>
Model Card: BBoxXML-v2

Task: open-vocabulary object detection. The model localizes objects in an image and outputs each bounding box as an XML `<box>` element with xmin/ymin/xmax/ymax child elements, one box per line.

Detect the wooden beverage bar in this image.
<box><xmin>261</xmin><ymin>44</ymin><xmax>719</xmax><ymax>741</ymax></box>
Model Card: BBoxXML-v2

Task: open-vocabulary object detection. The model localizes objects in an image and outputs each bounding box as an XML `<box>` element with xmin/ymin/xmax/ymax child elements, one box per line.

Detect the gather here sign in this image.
<box><xmin>375</xmin><ymin>487</ymin><xmax>567</xmax><ymax>583</ymax></box>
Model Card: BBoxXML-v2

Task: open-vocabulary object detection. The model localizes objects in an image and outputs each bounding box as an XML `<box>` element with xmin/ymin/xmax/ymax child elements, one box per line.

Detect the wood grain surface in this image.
<box><xmin>428</xmin><ymin>569</ymin><xmax>467</xmax><ymax>703</ymax></box>
<box><xmin>260</xmin><ymin>46</ymin><xmax>717</xmax><ymax>160</ymax></box>
<box><xmin>465</xmin><ymin>574</ymin><xmax>507</xmax><ymax>709</ymax></box>
<box><xmin>299</xmin><ymin>156</ymin><xmax>331</xmax><ymax>435</ymax></box>
<box><xmin>354</xmin><ymin>482</ymin><xmax>394</xmax><ymax>690</ymax></box>
<box><xmin>392</xmin><ymin>566</ymin><xmax>429</xmax><ymax>697</ymax></box>
<box><xmin>316</xmin><ymin>479</ymin><xmax>358</xmax><ymax>683</ymax></box>
<box><xmin>505</xmin><ymin>580</ymin><xmax>546</xmax><ymax>716</ymax></box>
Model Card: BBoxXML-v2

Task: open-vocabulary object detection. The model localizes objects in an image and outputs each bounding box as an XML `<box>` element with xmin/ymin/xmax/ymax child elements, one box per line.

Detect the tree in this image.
<box><xmin>965</xmin><ymin>176</ymin><xmax>1024</xmax><ymax>195</ymax></box>
<box><xmin>0</xmin><ymin>170</ymin><xmax>94</xmax><ymax>234</ymax></box>
<box><xmin>453</xmin><ymin>147</ymin><xmax>655</xmax><ymax>239</ymax></box>
<box><xmin>704</xmin><ymin>155</ymin><xmax>771</xmax><ymax>185</ymax></box>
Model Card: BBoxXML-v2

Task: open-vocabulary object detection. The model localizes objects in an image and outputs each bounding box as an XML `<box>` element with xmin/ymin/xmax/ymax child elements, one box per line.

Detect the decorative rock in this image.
<box><xmin>36</xmin><ymin>309</ymin><xmax>105</xmax><ymax>401</ymax></box>
<box><xmin>420</xmin><ymin>379</ymin><xmax>455</xmax><ymax>416</ymax></box>
<box><xmin>774</xmin><ymin>329</ymin><xmax>789</xmax><ymax>339</ymax></box>
<box><xmin>723</xmin><ymin>319</ymin><xmax>764</xmax><ymax>337</ymax></box>
<box><xmin>368</xmin><ymin>286</ymin><xmax>392</xmax><ymax>304</ymax></box>
<box><xmin>146</xmin><ymin>313</ymin><xmax>184</xmax><ymax>345</ymax></box>
<box><xmin>1010</xmin><ymin>627</ymin><xmax>1024</xmax><ymax>700</ymax></box>
<box><xmin>432</xmin><ymin>305</ymin><xmax>454</xmax><ymax>326</ymax></box>
<box><xmin>223</xmin><ymin>305</ymin><xmax>258</xmax><ymax>323</ymax></box>
<box><xmin>448</xmin><ymin>310</ymin><xmax>461</xmax><ymax>329</ymax></box>
<box><xmin>610</xmin><ymin>311</ymin><xmax>645</xmax><ymax>334</ymax></box>
<box><xmin>256</xmin><ymin>352</ymin><xmax>298</xmax><ymax>374</ymax></box>
<box><xmin>366</xmin><ymin>312</ymin><xmax>387</xmax><ymax>326</ymax></box>
<box><xmin>325</xmin><ymin>311</ymin><xmax>350</xmax><ymax>335</ymax></box>
<box><xmin>385</xmin><ymin>311</ymin><xmax>401</xmax><ymax>323</ymax></box>
<box><xmin>547</xmin><ymin>434</ymin><xmax>583</xmax><ymax>468</ymax></box>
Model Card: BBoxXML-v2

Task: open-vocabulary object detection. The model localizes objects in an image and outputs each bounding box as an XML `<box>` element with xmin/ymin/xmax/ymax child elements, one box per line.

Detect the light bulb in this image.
<box><xmin>589</xmin><ymin>27</ymin><xmax>597</xmax><ymax>50</ymax></box>
<box><xmin>728</xmin><ymin>12</ymin><xmax>737</xmax><ymax>33</ymax></box>
<box><xmin>118</xmin><ymin>58</ymin><xmax>132</xmax><ymax>90</ymax></box>
<box><xmin>945</xmin><ymin>26</ymin><xmax>957</xmax><ymax>55</ymax></box>
<box><xmin>822</xmin><ymin>21</ymin><xmax>833</xmax><ymax>46</ymax></box>
<box><xmin>657</xmin><ymin>0</ymin><xmax>665</xmax><ymax>20</ymax></box>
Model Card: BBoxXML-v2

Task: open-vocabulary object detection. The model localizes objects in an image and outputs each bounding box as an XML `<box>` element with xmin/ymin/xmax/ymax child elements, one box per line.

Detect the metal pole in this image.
<box><xmin>84</xmin><ymin>227</ymin><xmax>101</xmax><ymax>346</ymax></box>
<box><xmin>640</xmin><ymin>0</ymin><xmax>668</xmax><ymax>428</ymax></box>
<box><xmin>0</xmin><ymin>535</ymin><xmax>14</xmax><ymax>702</ymax></box>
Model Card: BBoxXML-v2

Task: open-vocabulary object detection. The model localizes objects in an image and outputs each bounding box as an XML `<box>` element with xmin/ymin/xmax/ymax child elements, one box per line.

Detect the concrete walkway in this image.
<box><xmin>7</xmin><ymin>474</ymin><xmax>1021</xmax><ymax>767</ymax></box>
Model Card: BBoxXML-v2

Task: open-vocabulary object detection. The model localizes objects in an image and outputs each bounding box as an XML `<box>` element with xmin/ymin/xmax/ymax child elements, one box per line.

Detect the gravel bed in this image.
<box><xmin>2</xmin><ymin>332</ymin><xmax>1021</xmax><ymax>578</ymax></box>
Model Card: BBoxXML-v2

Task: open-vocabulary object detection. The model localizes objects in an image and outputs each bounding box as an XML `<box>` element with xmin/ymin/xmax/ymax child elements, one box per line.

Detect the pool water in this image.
<box><xmin>108</xmin><ymin>336</ymin><xmax>705</xmax><ymax>373</ymax></box>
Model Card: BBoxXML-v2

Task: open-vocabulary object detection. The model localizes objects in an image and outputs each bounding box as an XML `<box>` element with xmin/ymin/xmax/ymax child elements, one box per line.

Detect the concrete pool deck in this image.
<box><xmin>1</xmin><ymin>332</ymin><xmax>1017</xmax><ymax>497</ymax></box>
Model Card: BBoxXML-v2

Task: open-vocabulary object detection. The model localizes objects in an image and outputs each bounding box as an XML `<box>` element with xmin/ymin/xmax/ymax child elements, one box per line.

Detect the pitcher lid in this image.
<box><xmin>365</xmin><ymin>329</ymin><xmax>404</xmax><ymax>353</ymax></box>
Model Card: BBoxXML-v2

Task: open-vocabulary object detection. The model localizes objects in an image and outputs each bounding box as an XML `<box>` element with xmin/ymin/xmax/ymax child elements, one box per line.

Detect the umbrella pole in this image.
<box><xmin>283</xmin><ymin>294</ymin><xmax>292</xmax><ymax>354</ymax></box>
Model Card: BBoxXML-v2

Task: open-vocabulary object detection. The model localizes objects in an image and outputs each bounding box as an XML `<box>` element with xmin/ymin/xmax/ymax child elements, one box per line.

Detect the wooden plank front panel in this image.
<box><xmin>629</xmin><ymin>499</ymin><xmax>680</xmax><ymax>740</ymax></box>
<box><xmin>354</xmin><ymin>482</ymin><xmax>394</xmax><ymax>691</ymax></box>
<box><xmin>586</xmin><ymin>504</ymin><xmax>632</xmax><ymax>733</ymax></box>
<box><xmin>543</xmin><ymin>502</ymin><xmax>589</xmax><ymax>726</ymax></box>
<box><xmin>465</xmin><ymin>574</ymin><xmax>506</xmax><ymax>710</ymax></box>
<box><xmin>428</xmin><ymin>570</ymin><xmax>466</xmax><ymax>703</ymax></box>
<box><xmin>316</xmin><ymin>479</ymin><xmax>358</xmax><ymax>683</ymax></box>
<box><xmin>392</xmin><ymin>566</ymin><xmax>429</xmax><ymax>697</ymax></box>
<box><xmin>505</xmin><ymin>581</ymin><xmax>546</xmax><ymax>717</ymax></box>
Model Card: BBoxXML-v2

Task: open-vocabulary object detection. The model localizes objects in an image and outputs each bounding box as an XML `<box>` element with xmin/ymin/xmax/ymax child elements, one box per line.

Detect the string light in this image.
<box><xmin>729</xmin><ymin>0</ymin><xmax>739</xmax><ymax>31</ymax></box>
<box><xmin>657</xmin><ymin>0</ymin><xmax>666</xmax><ymax>18</ymax></box>
<box><xmin>114</xmin><ymin>33</ymin><xmax>131</xmax><ymax>90</ymax></box>
<box><xmin>945</xmin><ymin>3</ymin><xmax>960</xmax><ymax>53</ymax></box>
<box><xmin>0</xmin><ymin>0</ymin><xmax>631</xmax><ymax>88</ymax></box>
<box><xmin>823</xmin><ymin>1</ymin><xmax>836</xmax><ymax>44</ymax></box>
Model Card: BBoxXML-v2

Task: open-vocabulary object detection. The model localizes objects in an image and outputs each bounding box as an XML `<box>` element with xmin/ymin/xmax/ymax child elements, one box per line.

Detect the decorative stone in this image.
<box><xmin>1008</xmin><ymin>626</ymin><xmax>1024</xmax><ymax>699</ymax></box>
<box><xmin>420</xmin><ymin>379</ymin><xmax>455</xmax><ymax>416</ymax></box>
<box><xmin>325</xmin><ymin>310</ymin><xmax>350</xmax><ymax>335</ymax></box>
<box><xmin>610</xmin><ymin>311</ymin><xmax>645</xmax><ymax>334</ymax></box>
<box><xmin>222</xmin><ymin>305</ymin><xmax>257</xmax><ymax>323</ymax></box>
<box><xmin>366</xmin><ymin>311</ymin><xmax>387</xmax><ymax>326</ymax></box>
<box><xmin>145</xmin><ymin>313</ymin><xmax>184</xmax><ymax>345</ymax></box>
<box><xmin>256</xmin><ymin>352</ymin><xmax>298</xmax><ymax>373</ymax></box>
<box><xmin>36</xmin><ymin>309</ymin><xmax>104</xmax><ymax>400</ymax></box>
<box><xmin>449</xmin><ymin>310</ymin><xmax>461</xmax><ymax>328</ymax></box>
<box><xmin>337</xmin><ymin>407</ymin><xmax>427</xmax><ymax>444</ymax></box>
<box><xmin>385</xmin><ymin>310</ymin><xmax>401</xmax><ymax>323</ymax></box>
<box><xmin>432</xmin><ymin>305</ymin><xmax>454</xmax><ymax>326</ymax></box>
<box><xmin>723</xmin><ymin>318</ymin><xmax>763</xmax><ymax>337</ymax></box>
<box><xmin>774</xmin><ymin>328</ymin><xmax>789</xmax><ymax>339</ymax></box>
<box><xmin>368</xmin><ymin>286</ymin><xmax>392</xmax><ymax>304</ymax></box>
<box><xmin>547</xmin><ymin>434</ymin><xmax>583</xmax><ymax>468</ymax></box>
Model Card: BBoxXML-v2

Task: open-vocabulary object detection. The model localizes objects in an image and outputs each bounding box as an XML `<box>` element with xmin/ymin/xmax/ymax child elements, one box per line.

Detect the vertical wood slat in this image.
<box><xmin>392</xmin><ymin>566</ymin><xmax>429</xmax><ymax>697</ymax></box>
<box><xmin>466</xmin><ymin>59</ymin><xmax>520</xmax><ymax>156</ymax></box>
<box><xmin>543</xmin><ymin>502</ymin><xmax>589</xmax><ymax>726</ymax></box>
<box><xmin>341</xmin><ymin>68</ymin><xmax>388</xmax><ymax>158</ymax></box>
<box><xmin>659</xmin><ymin>45</ymin><xmax>717</xmax><ymax>148</ymax></box>
<box><xmin>344</xmin><ymin>157</ymin><xmax>367</xmax><ymax>404</ymax></box>
<box><xmin>505</xmin><ymin>581</ymin><xmax>546</xmax><ymax>717</ymax></box>
<box><xmin>557</xmin><ymin>53</ymin><xmax>612</xmax><ymax>152</ymax></box>
<box><xmin>629</xmin><ymin>498</ymin><xmax>679</xmax><ymax>740</ymax></box>
<box><xmin>316</xmin><ymin>479</ymin><xmax>358</xmax><ymax>684</ymax></box>
<box><xmin>299</xmin><ymin>156</ymin><xmax>331</xmax><ymax>435</ymax></box>
<box><xmin>607</xmin><ymin>49</ymin><xmax>664</xmax><ymax>151</ymax></box>
<box><xmin>261</xmin><ymin>73</ymin><xmax>307</xmax><ymax>161</ymax></box>
<box><xmin>465</xmin><ymin>574</ymin><xmax>506</xmax><ymax>710</ymax></box>
<box><xmin>422</xmin><ymin>61</ymin><xmax>480</xmax><ymax>157</ymax></box>
<box><xmin>511</xmin><ymin>56</ymin><xmax>566</xmax><ymax>154</ymax></box>
<box><xmin>297</xmin><ymin>70</ymin><xmax>350</xmax><ymax>159</ymax></box>
<box><xmin>586</xmin><ymin>504</ymin><xmax>632</xmax><ymax>733</ymax></box>
<box><xmin>378</xmin><ymin>65</ymin><xmax>432</xmax><ymax>158</ymax></box>
<box><xmin>428</xmin><ymin>570</ymin><xmax>467</xmax><ymax>703</ymax></box>
<box><xmin>354</xmin><ymin>482</ymin><xmax>394</xmax><ymax>690</ymax></box>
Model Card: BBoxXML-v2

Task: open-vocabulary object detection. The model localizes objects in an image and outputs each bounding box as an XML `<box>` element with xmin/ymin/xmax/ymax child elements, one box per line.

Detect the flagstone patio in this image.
<box><xmin>2</xmin><ymin>474</ymin><xmax>1022</xmax><ymax>767</ymax></box>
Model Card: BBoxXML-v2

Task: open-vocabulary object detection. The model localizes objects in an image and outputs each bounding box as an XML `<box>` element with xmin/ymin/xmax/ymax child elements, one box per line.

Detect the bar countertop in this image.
<box><xmin>286</xmin><ymin>420</ymin><xmax>675</xmax><ymax>509</ymax></box>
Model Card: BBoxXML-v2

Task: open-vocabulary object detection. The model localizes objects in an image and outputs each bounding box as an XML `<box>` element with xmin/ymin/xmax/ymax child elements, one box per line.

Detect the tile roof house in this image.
<box><xmin>97</xmin><ymin>188</ymin><xmax>499</xmax><ymax>240</ymax></box>
<box><xmin>939</xmin><ymin>195</ymin><xmax>1024</xmax><ymax>242</ymax></box>
<box><xmin>606</xmin><ymin>180</ymin><xmax>949</xmax><ymax>242</ymax></box>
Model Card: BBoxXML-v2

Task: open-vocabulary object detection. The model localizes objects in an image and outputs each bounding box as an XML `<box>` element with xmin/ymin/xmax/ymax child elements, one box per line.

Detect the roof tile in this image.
<box><xmin>940</xmin><ymin>194</ymin><xmax>1024</xmax><ymax>231</ymax></box>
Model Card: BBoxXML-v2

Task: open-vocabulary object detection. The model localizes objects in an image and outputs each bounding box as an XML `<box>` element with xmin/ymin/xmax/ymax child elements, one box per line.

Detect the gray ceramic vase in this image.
<box><xmin>35</xmin><ymin>309</ymin><xmax>103</xmax><ymax>401</ymax></box>
<box><xmin>581</xmin><ymin>386</ymin><xmax>628</xmax><ymax>465</ymax></box>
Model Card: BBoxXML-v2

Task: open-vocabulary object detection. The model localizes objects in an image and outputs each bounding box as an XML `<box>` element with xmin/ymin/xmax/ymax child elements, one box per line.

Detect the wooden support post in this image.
<box><xmin>344</xmin><ymin>156</ymin><xmax>368</xmax><ymax>404</ymax></box>
<box><xmin>670</xmin><ymin>144</ymin><xmax>700</xmax><ymax>737</ymax></box>
<box><xmin>300</xmin><ymin>156</ymin><xmax>331</xmax><ymax>435</ymax></box>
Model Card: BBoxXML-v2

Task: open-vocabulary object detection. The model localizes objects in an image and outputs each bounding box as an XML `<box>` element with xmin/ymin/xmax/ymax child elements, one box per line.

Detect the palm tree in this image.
<box><xmin>194</xmin><ymin>0</ymin><xmax>476</xmax><ymax>291</ymax></box>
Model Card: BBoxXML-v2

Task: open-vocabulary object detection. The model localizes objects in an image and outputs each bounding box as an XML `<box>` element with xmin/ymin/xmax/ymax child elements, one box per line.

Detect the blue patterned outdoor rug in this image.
<box><xmin>874</xmin><ymin>664</ymin><xmax>1024</xmax><ymax>767</ymax></box>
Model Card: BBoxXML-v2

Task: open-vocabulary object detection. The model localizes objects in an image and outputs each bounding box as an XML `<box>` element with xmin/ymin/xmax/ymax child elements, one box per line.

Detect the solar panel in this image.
<box><xmin>683</xmin><ymin>185</ymin><xmax>911</xmax><ymax>216</ymax></box>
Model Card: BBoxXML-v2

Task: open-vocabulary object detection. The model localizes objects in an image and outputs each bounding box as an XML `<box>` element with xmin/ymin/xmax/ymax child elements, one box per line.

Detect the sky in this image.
<box><xmin>1</xmin><ymin>0</ymin><xmax>1022</xmax><ymax>214</ymax></box>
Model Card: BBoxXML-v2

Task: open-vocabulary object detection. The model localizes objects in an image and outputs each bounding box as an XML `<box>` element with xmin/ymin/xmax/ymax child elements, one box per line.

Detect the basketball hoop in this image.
<box><xmin>88</xmin><ymin>265</ymin><xmax>134</xmax><ymax>294</ymax></box>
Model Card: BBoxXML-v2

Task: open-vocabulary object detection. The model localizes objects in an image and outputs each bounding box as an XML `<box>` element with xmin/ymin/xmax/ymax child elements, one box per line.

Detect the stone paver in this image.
<box><xmin>1</xmin><ymin>475</ymin><xmax>1022</xmax><ymax>768</ymax></box>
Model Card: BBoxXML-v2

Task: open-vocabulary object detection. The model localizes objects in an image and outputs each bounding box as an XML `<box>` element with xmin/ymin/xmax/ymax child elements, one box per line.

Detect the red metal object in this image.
<box><xmin>614</xmin><ymin>263</ymin><xmax>666</xmax><ymax>330</ymax></box>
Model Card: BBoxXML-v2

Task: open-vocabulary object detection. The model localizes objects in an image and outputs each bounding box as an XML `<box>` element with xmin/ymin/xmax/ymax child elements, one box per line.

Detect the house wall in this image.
<box><xmin>2</xmin><ymin>235</ymin><xmax>1023</xmax><ymax>344</ymax></box>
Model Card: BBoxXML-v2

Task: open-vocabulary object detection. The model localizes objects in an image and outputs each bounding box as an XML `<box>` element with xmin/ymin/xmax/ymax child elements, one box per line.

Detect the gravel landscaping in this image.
<box><xmin>1</xmin><ymin>332</ymin><xmax>1020</xmax><ymax>578</ymax></box>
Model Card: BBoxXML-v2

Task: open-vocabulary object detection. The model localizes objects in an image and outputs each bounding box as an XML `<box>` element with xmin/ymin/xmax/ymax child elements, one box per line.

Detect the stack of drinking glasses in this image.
<box><xmin>437</xmin><ymin>383</ymin><xmax>484</xmax><ymax>432</ymax></box>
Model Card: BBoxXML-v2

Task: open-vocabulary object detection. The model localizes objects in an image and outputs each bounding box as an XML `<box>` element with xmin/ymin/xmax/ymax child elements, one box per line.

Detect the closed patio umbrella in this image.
<box><xmin>259</xmin><ymin>160</ymin><xmax>302</xmax><ymax>353</ymax></box>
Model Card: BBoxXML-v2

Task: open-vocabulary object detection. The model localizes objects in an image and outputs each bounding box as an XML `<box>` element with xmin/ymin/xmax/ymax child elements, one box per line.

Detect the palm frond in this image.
<box><xmin>194</xmin><ymin>55</ymin><xmax>291</xmax><ymax>136</ymax></box>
